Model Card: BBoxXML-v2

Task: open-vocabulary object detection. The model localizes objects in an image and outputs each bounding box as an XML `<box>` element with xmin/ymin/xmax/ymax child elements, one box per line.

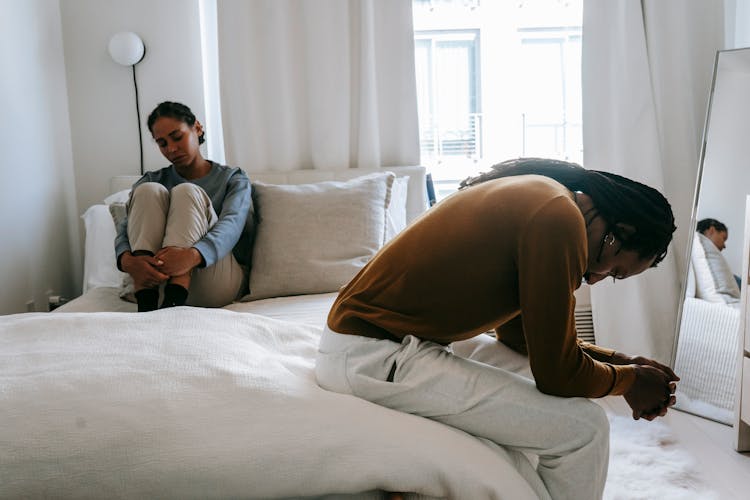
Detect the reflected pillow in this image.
<box><xmin>685</xmin><ymin>261</ymin><xmax>696</xmax><ymax>299</ymax></box>
<box><xmin>242</xmin><ymin>172</ymin><xmax>395</xmax><ymax>301</ymax></box>
<box><xmin>692</xmin><ymin>233</ymin><xmax>740</xmax><ymax>304</ymax></box>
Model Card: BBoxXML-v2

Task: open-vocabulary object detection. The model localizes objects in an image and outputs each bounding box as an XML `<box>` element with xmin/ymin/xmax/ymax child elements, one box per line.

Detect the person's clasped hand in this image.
<box><xmin>623</xmin><ymin>364</ymin><xmax>679</xmax><ymax>421</ymax></box>
<box><xmin>154</xmin><ymin>246</ymin><xmax>203</xmax><ymax>277</ymax></box>
<box><xmin>120</xmin><ymin>252</ymin><xmax>169</xmax><ymax>289</ymax></box>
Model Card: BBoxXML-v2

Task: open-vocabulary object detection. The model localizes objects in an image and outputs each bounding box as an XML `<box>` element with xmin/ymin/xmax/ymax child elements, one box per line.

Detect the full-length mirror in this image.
<box><xmin>673</xmin><ymin>48</ymin><xmax>750</xmax><ymax>425</ymax></box>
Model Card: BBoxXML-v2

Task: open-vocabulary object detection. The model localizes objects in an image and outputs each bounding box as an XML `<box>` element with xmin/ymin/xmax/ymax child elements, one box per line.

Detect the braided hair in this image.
<box><xmin>459</xmin><ymin>158</ymin><xmax>676</xmax><ymax>266</ymax></box>
<box><xmin>147</xmin><ymin>101</ymin><xmax>205</xmax><ymax>145</ymax></box>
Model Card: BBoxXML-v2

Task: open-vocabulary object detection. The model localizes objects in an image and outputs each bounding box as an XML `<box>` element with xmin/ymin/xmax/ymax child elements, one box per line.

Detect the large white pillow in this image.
<box><xmin>79</xmin><ymin>189</ymin><xmax>133</xmax><ymax>293</ymax></box>
<box><xmin>692</xmin><ymin>232</ymin><xmax>740</xmax><ymax>304</ymax></box>
<box><xmin>243</xmin><ymin>172</ymin><xmax>395</xmax><ymax>301</ymax></box>
<box><xmin>385</xmin><ymin>175</ymin><xmax>409</xmax><ymax>242</ymax></box>
<box><xmin>81</xmin><ymin>204</ymin><xmax>127</xmax><ymax>292</ymax></box>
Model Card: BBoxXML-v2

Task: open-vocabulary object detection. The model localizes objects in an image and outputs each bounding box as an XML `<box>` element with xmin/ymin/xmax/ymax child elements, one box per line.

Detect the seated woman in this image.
<box><xmin>115</xmin><ymin>101</ymin><xmax>253</xmax><ymax>312</ymax></box>
<box><xmin>316</xmin><ymin>158</ymin><xmax>679</xmax><ymax>500</ymax></box>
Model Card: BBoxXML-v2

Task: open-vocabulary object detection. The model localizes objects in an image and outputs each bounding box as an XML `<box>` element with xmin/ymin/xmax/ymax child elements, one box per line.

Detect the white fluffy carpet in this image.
<box><xmin>605</xmin><ymin>414</ymin><xmax>720</xmax><ymax>500</ymax></box>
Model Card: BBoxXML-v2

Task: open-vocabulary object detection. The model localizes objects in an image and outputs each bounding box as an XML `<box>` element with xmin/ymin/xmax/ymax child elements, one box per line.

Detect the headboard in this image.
<box><xmin>110</xmin><ymin>166</ymin><xmax>428</xmax><ymax>223</ymax></box>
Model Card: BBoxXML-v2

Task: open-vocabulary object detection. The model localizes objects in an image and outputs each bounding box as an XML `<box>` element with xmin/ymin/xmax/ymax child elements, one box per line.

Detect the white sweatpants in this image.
<box><xmin>316</xmin><ymin>328</ymin><xmax>609</xmax><ymax>500</ymax></box>
<box><xmin>127</xmin><ymin>182</ymin><xmax>244</xmax><ymax>307</ymax></box>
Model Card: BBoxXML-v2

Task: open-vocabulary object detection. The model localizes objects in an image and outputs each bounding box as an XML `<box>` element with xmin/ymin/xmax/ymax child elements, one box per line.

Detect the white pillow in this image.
<box><xmin>102</xmin><ymin>188</ymin><xmax>131</xmax><ymax>205</ymax></box>
<box><xmin>385</xmin><ymin>176</ymin><xmax>409</xmax><ymax>242</ymax></box>
<box><xmin>692</xmin><ymin>233</ymin><xmax>740</xmax><ymax>304</ymax></box>
<box><xmin>81</xmin><ymin>204</ymin><xmax>127</xmax><ymax>292</ymax></box>
<box><xmin>243</xmin><ymin>172</ymin><xmax>395</xmax><ymax>301</ymax></box>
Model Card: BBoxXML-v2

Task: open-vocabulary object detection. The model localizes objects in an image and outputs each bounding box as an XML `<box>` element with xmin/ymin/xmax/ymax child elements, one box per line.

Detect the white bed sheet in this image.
<box><xmin>0</xmin><ymin>307</ymin><xmax>538</xmax><ymax>499</ymax></box>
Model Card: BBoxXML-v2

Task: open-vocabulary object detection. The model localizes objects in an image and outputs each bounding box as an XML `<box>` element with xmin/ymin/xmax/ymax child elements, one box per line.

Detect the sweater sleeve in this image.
<box><xmin>192</xmin><ymin>171</ymin><xmax>251</xmax><ymax>267</ymax></box>
<box><xmin>517</xmin><ymin>197</ymin><xmax>635</xmax><ymax>397</ymax></box>
<box><xmin>495</xmin><ymin>315</ymin><xmax>628</xmax><ymax>384</ymax></box>
<box><xmin>577</xmin><ymin>339</ymin><xmax>616</xmax><ymax>362</ymax></box>
<box><xmin>495</xmin><ymin>315</ymin><xmax>527</xmax><ymax>355</ymax></box>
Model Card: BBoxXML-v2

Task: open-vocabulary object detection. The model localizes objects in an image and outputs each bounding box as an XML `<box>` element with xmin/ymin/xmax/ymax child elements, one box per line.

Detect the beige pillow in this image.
<box><xmin>242</xmin><ymin>172</ymin><xmax>395</xmax><ymax>301</ymax></box>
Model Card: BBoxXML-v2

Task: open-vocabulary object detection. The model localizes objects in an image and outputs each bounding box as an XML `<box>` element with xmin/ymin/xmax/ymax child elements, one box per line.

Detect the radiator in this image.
<box><xmin>575</xmin><ymin>305</ymin><xmax>595</xmax><ymax>344</ymax></box>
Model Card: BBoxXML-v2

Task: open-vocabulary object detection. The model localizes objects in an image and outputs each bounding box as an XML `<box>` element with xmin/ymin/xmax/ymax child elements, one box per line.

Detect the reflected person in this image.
<box><xmin>696</xmin><ymin>218</ymin><xmax>741</xmax><ymax>288</ymax></box>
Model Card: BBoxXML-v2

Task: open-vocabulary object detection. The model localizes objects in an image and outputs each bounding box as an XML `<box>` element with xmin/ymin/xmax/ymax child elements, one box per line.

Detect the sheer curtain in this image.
<box><xmin>582</xmin><ymin>0</ymin><xmax>724</xmax><ymax>362</ymax></box>
<box><xmin>215</xmin><ymin>0</ymin><xmax>419</xmax><ymax>172</ymax></box>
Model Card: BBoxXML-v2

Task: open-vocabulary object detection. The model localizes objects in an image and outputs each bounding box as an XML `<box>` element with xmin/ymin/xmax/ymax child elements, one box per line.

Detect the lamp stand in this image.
<box><xmin>108</xmin><ymin>31</ymin><xmax>146</xmax><ymax>176</ymax></box>
<box><xmin>132</xmin><ymin>63</ymin><xmax>144</xmax><ymax>175</ymax></box>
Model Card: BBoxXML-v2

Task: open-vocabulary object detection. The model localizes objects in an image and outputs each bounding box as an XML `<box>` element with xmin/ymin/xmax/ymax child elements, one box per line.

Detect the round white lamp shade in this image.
<box><xmin>108</xmin><ymin>32</ymin><xmax>145</xmax><ymax>66</ymax></box>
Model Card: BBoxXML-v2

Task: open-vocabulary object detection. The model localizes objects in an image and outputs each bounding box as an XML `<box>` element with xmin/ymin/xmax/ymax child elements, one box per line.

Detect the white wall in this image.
<box><xmin>0</xmin><ymin>0</ymin><xmax>81</xmax><ymax>314</ymax></box>
<box><xmin>59</xmin><ymin>0</ymin><xmax>206</xmax><ymax>217</ymax></box>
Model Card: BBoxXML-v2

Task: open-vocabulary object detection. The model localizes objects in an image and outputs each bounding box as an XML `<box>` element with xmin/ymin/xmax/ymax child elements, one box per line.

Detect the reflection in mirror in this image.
<box><xmin>672</xmin><ymin>48</ymin><xmax>750</xmax><ymax>425</ymax></box>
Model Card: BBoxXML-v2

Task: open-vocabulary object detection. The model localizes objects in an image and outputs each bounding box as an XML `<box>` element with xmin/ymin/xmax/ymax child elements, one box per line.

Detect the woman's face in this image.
<box><xmin>704</xmin><ymin>227</ymin><xmax>728</xmax><ymax>251</ymax></box>
<box><xmin>583</xmin><ymin>235</ymin><xmax>656</xmax><ymax>285</ymax></box>
<box><xmin>151</xmin><ymin>116</ymin><xmax>203</xmax><ymax>168</ymax></box>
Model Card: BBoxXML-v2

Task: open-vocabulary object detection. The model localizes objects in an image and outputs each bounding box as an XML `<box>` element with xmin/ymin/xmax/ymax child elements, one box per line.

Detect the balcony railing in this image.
<box><xmin>419</xmin><ymin>113</ymin><xmax>483</xmax><ymax>161</ymax></box>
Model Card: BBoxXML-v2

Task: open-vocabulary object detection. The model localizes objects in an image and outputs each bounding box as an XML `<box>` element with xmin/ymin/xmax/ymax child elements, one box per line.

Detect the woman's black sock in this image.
<box><xmin>135</xmin><ymin>288</ymin><xmax>159</xmax><ymax>312</ymax></box>
<box><xmin>160</xmin><ymin>284</ymin><xmax>189</xmax><ymax>309</ymax></box>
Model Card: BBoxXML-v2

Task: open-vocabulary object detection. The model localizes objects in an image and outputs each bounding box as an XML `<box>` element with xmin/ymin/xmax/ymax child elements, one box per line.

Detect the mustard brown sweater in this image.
<box><xmin>327</xmin><ymin>175</ymin><xmax>637</xmax><ymax>397</ymax></box>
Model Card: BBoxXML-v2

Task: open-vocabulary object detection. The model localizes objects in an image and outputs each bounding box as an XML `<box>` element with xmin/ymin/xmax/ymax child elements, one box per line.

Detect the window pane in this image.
<box><xmin>414</xmin><ymin>31</ymin><xmax>480</xmax><ymax>161</ymax></box>
<box><xmin>566</xmin><ymin>35</ymin><xmax>582</xmax><ymax>124</ymax></box>
<box><xmin>414</xmin><ymin>39</ymin><xmax>435</xmax><ymax>159</ymax></box>
<box><xmin>519</xmin><ymin>39</ymin><xmax>564</xmax><ymax>124</ymax></box>
<box><xmin>435</xmin><ymin>39</ymin><xmax>477</xmax><ymax>157</ymax></box>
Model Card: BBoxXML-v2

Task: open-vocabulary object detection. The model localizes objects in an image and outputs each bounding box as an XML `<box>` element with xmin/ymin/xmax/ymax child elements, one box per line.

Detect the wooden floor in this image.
<box><xmin>598</xmin><ymin>396</ymin><xmax>750</xmax><ymax>499</ymax></box>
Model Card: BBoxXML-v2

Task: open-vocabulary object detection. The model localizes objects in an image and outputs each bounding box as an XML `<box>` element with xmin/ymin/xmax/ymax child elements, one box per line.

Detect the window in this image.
<box><xmin>413</xmin><ymin>0</ymin><xmax>583</xmax><ymax>201</ymax></box>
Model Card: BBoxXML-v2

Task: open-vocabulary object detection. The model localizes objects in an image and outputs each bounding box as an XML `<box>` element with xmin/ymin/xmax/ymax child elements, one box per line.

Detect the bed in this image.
<box><xmin>0</xmin><ymin>166</ymin><xmax>541</xmax><ymax>499</ymax></box>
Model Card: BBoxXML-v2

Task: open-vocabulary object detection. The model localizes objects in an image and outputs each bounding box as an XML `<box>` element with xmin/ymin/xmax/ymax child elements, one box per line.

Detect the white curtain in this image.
<box><xmin>582</xmin><ymin>0</ymin><xmax>724</xmax><ymax>362</ymax></box>
<box><xmin>215</xmin><ymin>0</ymin><xmax>419</xmax><ymax>172</ymax></box>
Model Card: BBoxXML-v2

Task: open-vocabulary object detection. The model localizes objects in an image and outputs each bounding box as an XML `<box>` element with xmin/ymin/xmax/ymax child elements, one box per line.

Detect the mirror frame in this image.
<box><xmin>670</xmin><ymin>47</ymin><xmax>748</xmax><ymax>423</ymax></box>
<box><xmin>670</xmin><ymin>49</ymin><xmax>719</xmax><ymax>370</ymax></box>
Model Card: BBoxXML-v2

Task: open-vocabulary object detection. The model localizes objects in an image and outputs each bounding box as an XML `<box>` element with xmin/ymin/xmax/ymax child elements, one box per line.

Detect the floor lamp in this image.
<box><xmin>108</xmin><ymin>31</ymin><xmax>146</xmax><ymax>175</ymax></box>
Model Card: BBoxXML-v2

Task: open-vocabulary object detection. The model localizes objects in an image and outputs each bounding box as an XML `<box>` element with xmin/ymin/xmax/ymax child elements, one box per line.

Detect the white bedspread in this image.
<box><xmin>0</xmin><ymin>308</ymin><xmax>537</xmax><ymax>499</ymax></box>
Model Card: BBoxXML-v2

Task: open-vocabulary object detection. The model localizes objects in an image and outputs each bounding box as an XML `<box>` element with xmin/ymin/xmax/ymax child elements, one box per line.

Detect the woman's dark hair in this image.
<box><xmin>696</xmin><ymin>218</ymin><xmax>727</xmax><ymax>234</ymax></box>
<box><xmin>147</xmin><ymin>101</ymin><xmax>205</xmax><ymax>145</ymax></box>
<box><xmin>459</xmin><ymin>158</ymin><xmax>676</xmax><ymax>266</ymax></box>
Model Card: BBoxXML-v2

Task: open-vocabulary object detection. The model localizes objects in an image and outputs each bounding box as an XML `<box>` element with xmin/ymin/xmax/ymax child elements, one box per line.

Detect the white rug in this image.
<box><xmin>605</xmin><ymin>414</ymin><xmax>720</xmax><ymax>500</ymax></box>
